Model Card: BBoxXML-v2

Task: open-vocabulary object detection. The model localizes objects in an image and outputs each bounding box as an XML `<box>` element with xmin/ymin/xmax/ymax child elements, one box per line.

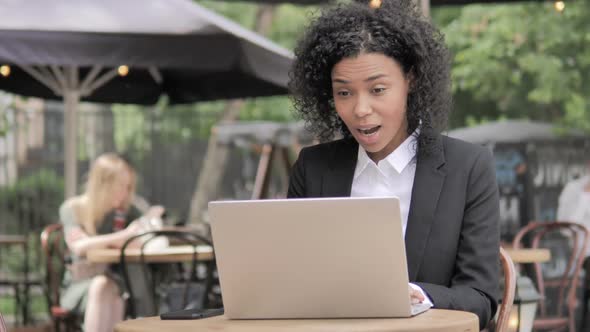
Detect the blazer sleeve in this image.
<box><xmin>415</xmin><ymin>148</ymin><xmax>500</xmax><ymax>329</ymax></box>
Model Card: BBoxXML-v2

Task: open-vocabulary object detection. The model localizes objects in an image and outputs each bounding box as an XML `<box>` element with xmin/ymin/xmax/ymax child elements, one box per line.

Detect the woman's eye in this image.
<box><xmin>337</xmin><ymin>91</ymin><xmax>350</xmax><ymax>97</ymax></box>
<box><xmin>372</xmin><ymin>87</ymin><xmax>386</xmax><ymax>94</ymax></box>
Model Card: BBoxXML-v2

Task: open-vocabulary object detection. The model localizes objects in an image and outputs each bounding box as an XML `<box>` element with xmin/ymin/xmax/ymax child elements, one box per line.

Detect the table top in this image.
<box><xmin>115</xmin><ymin>309</ymin><xmax>479</xmax><ymax>332</ymax></box>
<box><xmin>503</xmin><ymin>248</ymin><xmax>551</xmax><ymax>264</ymax></box>
<box><xmin>86</xmin><ymin>245</ymin><xmax>214</xmax><ymax>264</ymax></box>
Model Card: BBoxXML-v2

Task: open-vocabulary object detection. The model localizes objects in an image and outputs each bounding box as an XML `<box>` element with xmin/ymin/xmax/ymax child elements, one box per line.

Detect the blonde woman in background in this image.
<box><xmin>59</xmin><ymin>153</ymin><xmax>164</xmax><ymax>332</ymax></box>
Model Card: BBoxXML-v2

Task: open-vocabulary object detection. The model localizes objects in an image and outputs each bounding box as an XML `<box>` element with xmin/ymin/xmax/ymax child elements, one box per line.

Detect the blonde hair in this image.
<box><xmin>79</xmin><ymin>153</ymin><xmax>136</xmax><ymax>235</ymax></box>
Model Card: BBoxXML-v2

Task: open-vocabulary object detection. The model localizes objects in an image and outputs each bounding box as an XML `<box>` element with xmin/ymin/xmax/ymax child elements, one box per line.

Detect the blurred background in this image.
<box><xmin>0</xmin><ymin>0</ymin><xmax>588</xmax><ymax>330</ymax></box>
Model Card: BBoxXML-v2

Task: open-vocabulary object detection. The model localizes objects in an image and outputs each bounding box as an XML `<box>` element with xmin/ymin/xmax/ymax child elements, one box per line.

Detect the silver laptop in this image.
<box><xmin>208</xmin><ymin>196</ymin><xmax>431</xmax><ymax>319</ymax></box>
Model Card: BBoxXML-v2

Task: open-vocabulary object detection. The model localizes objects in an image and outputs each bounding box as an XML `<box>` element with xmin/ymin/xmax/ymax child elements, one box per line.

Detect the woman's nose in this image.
<box><xmin>353</xmin><ymin>96</ymin><xmax>372</xmax><ymax>118</ymax></box>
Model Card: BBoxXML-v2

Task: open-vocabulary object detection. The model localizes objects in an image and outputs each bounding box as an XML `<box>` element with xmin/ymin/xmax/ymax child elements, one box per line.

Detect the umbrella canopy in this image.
<box><xmin>0</xmin><ymin>0</ymin><xmax>293</xmax><ymax>104</ymax></box>
<box><xmin>447</xmin><ymin>120</ymin><xmax>585</xmax><ymax>144</ymax></box>
<box><xmin>223</xmin><ymin>0</ymin><xmax>328</xmax><ymax>3</ymax></box>
<box><xmin>223</xmin><ymin>0</ymin><xmax>543</xmax><ymax>6</ymax></box>
<box><xmin>0</xmin><ymin>0</ymin><xmax>294</xmax><ymax>197</ymax></box>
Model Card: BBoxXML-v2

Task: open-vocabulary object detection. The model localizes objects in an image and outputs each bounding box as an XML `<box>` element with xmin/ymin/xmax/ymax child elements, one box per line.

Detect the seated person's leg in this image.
<box><xmin>85</xmin><ymin>275</ymin><xmax>125</xmax><ymax>332</ymax></box>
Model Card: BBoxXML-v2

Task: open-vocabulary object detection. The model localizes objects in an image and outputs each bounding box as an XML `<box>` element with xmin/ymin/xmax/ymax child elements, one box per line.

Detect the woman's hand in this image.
<box><xmin>409</xmin><ymin>285</ymin><xmax>425</xmax><ymax>304</ymax></box>
<box><xmin>117</xmin><ymin>219</ymin><xmax>149</xmax><ymax>248</ymax></box>
<box><xmin>144</xmin><ymin>205</ymin><xmax>165</xmax><ymax>219</ymax></box>
<box><xmin>124</xmin><ymin>219</ymin><xmax>148</xmax><ymax>237</ymax></box>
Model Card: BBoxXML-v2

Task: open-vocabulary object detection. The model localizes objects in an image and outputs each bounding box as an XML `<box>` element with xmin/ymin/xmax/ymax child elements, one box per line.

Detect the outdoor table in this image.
<box><xmin>503</xmin><ymin>248</ymin><xmax>551</xmax><ymax>264</ymax></box>
<box><xmin>115</xmin><ymin>309</ymin><xmax>479</xmax><ymax>332</ymax></box>
<box><xmin>86</xmin><ymin>245</ymin><xmax>214</xmax><ymax>264</ymax></box>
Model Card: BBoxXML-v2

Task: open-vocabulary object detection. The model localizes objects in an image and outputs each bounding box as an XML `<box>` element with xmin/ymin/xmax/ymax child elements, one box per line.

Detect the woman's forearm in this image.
<box><xmin>70</xmin><ymin>231</ymin><xmax>130</xmax><ymax>257</ymax></box>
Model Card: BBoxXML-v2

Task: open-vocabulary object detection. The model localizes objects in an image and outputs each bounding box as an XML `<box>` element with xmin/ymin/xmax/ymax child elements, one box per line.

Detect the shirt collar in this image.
<box><xmin>354</xmin><ymin>131</ymin><xmax>418</xmax><ymax>179</ymax></box>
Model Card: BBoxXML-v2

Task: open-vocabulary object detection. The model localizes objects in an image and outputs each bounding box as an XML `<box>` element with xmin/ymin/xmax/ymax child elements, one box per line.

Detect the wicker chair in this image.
<box><xmin>40</xmin><ymin>224</ymin><xmax>81</xmax><ymax>332</ymax></box>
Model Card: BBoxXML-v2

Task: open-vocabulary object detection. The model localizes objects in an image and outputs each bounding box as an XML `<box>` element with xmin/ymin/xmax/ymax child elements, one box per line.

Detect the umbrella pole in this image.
<box><xmin>64</xmin><ymin>67</ymin><xmax>79</xmax><ymax>198</ymax></box>
<box><xmin>20</xmin><ymin>65</ymin><xmax>118</xmax><ymax>199</ymax></box>
<box><xmin>64</xmin><ymin>90</ymin><xmax>79</xmax><ymax>198</ymax></box>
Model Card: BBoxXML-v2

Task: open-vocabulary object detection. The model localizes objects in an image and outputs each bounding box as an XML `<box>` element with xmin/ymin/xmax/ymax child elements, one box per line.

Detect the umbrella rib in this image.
<box><xmin>19</xmin><ymin>65</ymin><xmax>63</xmax><ymax>96</ymax></box>
<box><xmin>148</xmin><ymin>67</ymin><xmax>163</xmax><ymax>84</ymax></box>
<box><xmin>79</xmin><ymin>66</ymin><xmax>103</xmax><ymax>96</ymax></box>
<box><xmin>50</xmin><ymin>66</ymin><xmax>68</xmax><ymax>90</ymax></box>
<box><xmin>37</xmin><ymin>66</ymin><xmax>62</xmax><ymax>90</ymax></box>
<box><xmin>81</xmin><ymin>68</ymin><xmax>118</xmax><ymax>96</ymax></box>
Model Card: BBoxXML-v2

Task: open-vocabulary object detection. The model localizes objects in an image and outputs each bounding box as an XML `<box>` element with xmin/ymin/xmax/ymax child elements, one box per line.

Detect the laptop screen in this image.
<box><xmin>209</xmin><ymin>197</ymin><xmax>423</xmax><ymax>319</ymax></box>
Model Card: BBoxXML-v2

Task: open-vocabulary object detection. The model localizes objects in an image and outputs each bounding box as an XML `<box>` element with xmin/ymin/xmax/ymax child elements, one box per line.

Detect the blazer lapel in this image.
<box><xmin>405</xmin><ymin>134</ymin><xmax>446</xmax><ymax>281</ymax></box>
<box><xmin>321</xmin><ymin>139</ymin><xmax>358</xmax><ymax>197</ymax></box>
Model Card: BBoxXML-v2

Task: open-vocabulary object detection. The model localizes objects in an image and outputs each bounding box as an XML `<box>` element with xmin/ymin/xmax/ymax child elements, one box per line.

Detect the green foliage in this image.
<box><xmin>0</xmin><ymin>169</ymin><xmax>64</xmax><ymax>232</ymax></box>
<box><xmin>0</xmin><ymin>169</ymin><xmax>64</xmax><ymax>279</ymax></box>
<box><xmin>112</xmin><ymin>98</ymin><xmax>227</xmax><ymax>149</ymax></box>
<box><xmin>0</xmin><ymin>92</ymin><xmax>14</xmax><ymax>137</ymax></box>
<box><xmin>239</xmin><ymin>96</ymin><xmax>296</xmax><ymax>123</ymax></box>
<box><xmin>0</xmin><ymin>294</ymin><xmax>47</xmax><ymax>318</ymax></box>
<box><xmin>440</xmin><ymin>1</ymin><xmax>590</xmax><ymax>130</ymax></box>
<box><xmin>151</xmin><ymin>99</ymin><xmax>228</xmax><ymax>141</ymax></box>
<box><xmin>196</xmin><ymin>1</ymin><xmax>260</xmax><ymax>29</ymax></box>
<box><xmin>268</xmin><ymin>4</ymin><xmax>321</xmax><ymax>50</ymax></box>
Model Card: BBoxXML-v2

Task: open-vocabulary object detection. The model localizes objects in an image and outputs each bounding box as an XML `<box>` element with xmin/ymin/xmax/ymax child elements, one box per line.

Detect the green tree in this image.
<box><xmin>438</xmin><ymin>1</ymin><xmax>590</xmax><ymax>131</ymax></box>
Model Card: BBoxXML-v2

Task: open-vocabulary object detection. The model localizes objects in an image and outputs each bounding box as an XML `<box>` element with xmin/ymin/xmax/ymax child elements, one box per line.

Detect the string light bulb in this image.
<box><xmin>554</xmin><ymin>1</ymin><xmax>565</xmax><ymax>12</ymax></box>
<box><xmin>0</xmin><ymin>65</ymin><xmax>10</xmax><ymax>77</ymax></box>
<box><xmin>369</xmin><ymin>0</ymin><xmax>382</xmax><ymax>9</ymax></box>
<box><xmin>118</xmin><ymin>65</ymin><xmax>129</xmax><ymax>77</ymax></box>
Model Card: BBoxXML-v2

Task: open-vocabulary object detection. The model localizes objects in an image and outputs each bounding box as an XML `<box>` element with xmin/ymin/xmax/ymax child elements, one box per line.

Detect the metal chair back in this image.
<box><xmin>119</xmin><ymin>229</ymin><xmax>214</xmax><ymax>318</ymax></box>
<box><xmin>512</xmin><ymin>221</ymin><xmax>589</xmax><ymax>332</ymax></box>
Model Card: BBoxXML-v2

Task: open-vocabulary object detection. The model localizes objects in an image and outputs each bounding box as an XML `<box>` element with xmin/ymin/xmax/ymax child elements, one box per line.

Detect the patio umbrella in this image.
<box><xmin>224</xmin><ymin>0</ymin><xmax>329</xmax><ymax>3</ymax></box>
<box><xmin>447</xmin><ymin>120</ymin><xmax>585</xmax><ymax>144</ymax></box>
<box><xmin>0</xmin><ymin>0</ymin><xmax>293</xmax><ymax>197</ymax></box>
<box><xmin>223</xmin><ymin>0</ymin><xmax>544</xmax><ymax>5</ymax></box>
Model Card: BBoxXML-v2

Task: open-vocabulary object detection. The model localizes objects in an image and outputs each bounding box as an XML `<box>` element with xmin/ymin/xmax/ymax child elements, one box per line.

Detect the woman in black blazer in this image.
<box><xmin>287</xmin><ymin>0</ymin><xmax>500</xmax><ymax>329</ymax></box>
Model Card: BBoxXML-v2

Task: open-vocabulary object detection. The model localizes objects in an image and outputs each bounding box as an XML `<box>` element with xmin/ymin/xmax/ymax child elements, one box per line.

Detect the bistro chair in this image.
<box><xmin>495</xmin><ymin>247</ymin><xmax>517</xmax><ymax>332</ymax></box>
<box><xmin>0</xmin><ymin>311</ymin><xmax>7</xmax><ymax>332</ymax></box>
<box><xmin>119</xmin><ymin>229</ymin><xmax>214</xmax><ymax>318</ymax></box>
<box><xmin>512</xmin><ymin>221</ymin><xmax>588</xmax><ymax>332</ymax></box>
<box><xmin>40</xmin><ymin>223</ymin><xmax>81</xmax><ymax>332</ymax></box>
<box><xmin>581</xmin><ymin>257</ymin><xmax>590</xmax><ymax>330</ymax></box>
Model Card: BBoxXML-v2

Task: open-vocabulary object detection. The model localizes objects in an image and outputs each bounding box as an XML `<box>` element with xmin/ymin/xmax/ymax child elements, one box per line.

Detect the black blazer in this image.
<box><xmin>287</xmin><ymin>134</ymin><xmax>500</xmax><ymax>330</ymax></box>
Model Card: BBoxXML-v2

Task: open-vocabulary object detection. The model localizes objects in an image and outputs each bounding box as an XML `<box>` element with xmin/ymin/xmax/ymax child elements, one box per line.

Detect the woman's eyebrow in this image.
<box><xmin>332</xmin><ymin>78</ymin><xmax>350</xmax><ymax>84</ymax></box>
<box><xmin>332</xmin><ymin>74</ymin><xmax>387</xmax><ymax>85</ymax></box>
<box><xmin>364</xmin><ymin>74</ymin><xmax>387</xmax><ymax>82</ymax></box>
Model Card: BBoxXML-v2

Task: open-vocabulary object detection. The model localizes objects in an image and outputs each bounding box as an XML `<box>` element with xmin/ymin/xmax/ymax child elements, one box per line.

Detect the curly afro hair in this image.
<box><xmin>289</xmin><ymin>0</ymin><xmax>452</xmax><ymax>155</ymax></box>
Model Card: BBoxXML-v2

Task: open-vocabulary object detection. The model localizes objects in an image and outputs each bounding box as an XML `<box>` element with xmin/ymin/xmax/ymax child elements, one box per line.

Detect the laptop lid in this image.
<box><xmin>209</xmin><ymin>196</ymin><xmax>421</xmax><ymax>319</ymax></box>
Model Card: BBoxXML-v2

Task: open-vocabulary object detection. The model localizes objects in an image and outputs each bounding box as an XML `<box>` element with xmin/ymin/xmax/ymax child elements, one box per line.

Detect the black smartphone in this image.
<box><xmin>160</xmin><ymin>307</ymin><xmax>224</xmax><ymax>320</ymax></box>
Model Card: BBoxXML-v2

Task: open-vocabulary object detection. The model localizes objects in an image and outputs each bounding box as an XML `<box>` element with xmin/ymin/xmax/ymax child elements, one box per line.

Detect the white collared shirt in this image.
<box><xmin>351</xmin><ymin>133</ymin><xmax>417</xmax><ymax>236</ymax></box>
<box><xmin>350</xmin><ymin>132</ymin><xmax>433</xmax><ymax>307</ymax></box>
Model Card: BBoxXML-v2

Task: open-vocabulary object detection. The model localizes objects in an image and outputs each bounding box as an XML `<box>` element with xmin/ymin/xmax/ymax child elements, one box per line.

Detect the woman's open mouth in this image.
<box><xmin>358</xmin><ymin>126</ymin><xmax>381</xmax><ymax>136</ymax></box>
